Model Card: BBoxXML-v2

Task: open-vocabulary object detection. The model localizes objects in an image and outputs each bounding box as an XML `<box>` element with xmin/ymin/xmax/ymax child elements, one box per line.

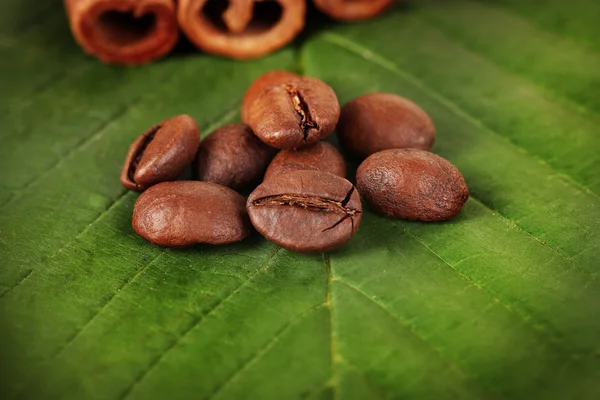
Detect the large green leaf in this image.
<box><xmin>1</xmin><ymin>0</ymin><xmax>599</xmax><ymax>398</ymax></box>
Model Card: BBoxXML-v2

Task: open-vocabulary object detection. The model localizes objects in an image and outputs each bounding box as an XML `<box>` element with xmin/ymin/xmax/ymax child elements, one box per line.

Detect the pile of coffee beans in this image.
<box><xmin>121</xmin><ymin>71</ymin><xmax>469</xmax><ymax>253</ymax></box>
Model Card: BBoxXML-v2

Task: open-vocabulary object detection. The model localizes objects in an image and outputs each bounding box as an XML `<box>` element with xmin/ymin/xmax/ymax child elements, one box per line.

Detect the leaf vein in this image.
<box><xmin>118</xmin><ymin>247</ymin><xmax>282</xmax><ymax>400</ymax></box>
<box><xmin>414</xmin><ymin>6</ymin><xmax>600</xmax><ymax>120</ymax></box>
<box><xmin>324</xmin><ymin>253</ymin><xmax>337</xmax><ymax>400</ymax></box>
<box><xmin>469</xmin><ymin>196</ymin><xmax>599</xmax><ymax>283</ymax></box>
<box><xmin>476</xmin><ymin>1</ymin><xmax>600</xmax><ymax>53</ymax></box>
<box><xmin>4</xmin><ymin>61</ymin><xmax>92</xmax><ymax>118</ymax></box>
<box><xmin>1</xmin><ymin>98</ymin><xmax>144</xmax><ymax>210</ymax></box>
<box><xmin>2</xmin><ymin>103</ymin><xmax>242</xmax><ymax>297</ymax></box>
<box><xmin>201</xmin><ymin>103</ymin><xmax>241</xmax><ymax>135</ymax></box>
<box><xmin>335</xmin><ymin>354</ymin><xmax>394</xmax><ymax>398</ymax></box>
<box><xmin>54</xmin><ymin>190</ymin><xmax>131</xmax><ymax>257</ymax></box>
<box><xmin>0</xmin><ymin>190</ymin><xmax>132</xmax><ymax>305</ymax></box>
<box><xmin>403</xmin><ymin>229</ymin><xmax>587</xmax><ymax>353</ymax></box>
<box><xmin>334</xmin><ymin>278</ymin><xmax>473</xmax><ymax>381</ymax></box>
<box><xmin>320</xmin><ymin>32</ymin><xmax>600</xmax><ymax>200</ymax></box>
<box><xmin>53</xmin><ymin>250</ymin><xmax>166</xmax><ymax>358</ymax></box>
<box><xmin>208</xmin><ymin>302</ymin><xmax>326</xmax><ymax>399</ymax></box>
<box><xmin>0</xmin><ymin>269</ymin><xmax>32</xmax><ymax>300</ymax></box>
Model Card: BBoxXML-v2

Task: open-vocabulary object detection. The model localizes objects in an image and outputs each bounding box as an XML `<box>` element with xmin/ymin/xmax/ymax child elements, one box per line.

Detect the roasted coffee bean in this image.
<box><xmin>264</xmin><ymin>141</ymin><xmax>346</xmax><ymax>180</ymax></box>
<box><xmin>247</xmin><ymin>170</ymin><xmax>362</xmax><ymax>253</ymax></box>
<box><xmin>356</xmin><ymin>149</ymin><xmax>468</xmax><ymax>221</ymax></box>
<box><xmin>196</xmin><ymin>123</ymin><xmax>276</xmax><ymax>191</ymax></box>
<box><xmin>133</xmin><ymin>181</ymin><xmax>250</xmax><ymax>247</ymax></box>
<box><xmin>338</xmin><ymin>93</ymin><xmax>435</xmax><ymax>160</ymax></box>
<box><xmin>241</xmin><ymin>70</ymin><xmax>300</xmax><ymax>124</ymax></box>
<box><xmin>121</xmin><ymin>115</ymin><xmax>200</xmax><ymax>192</ymax></box>
<box><xmin>246</xmin><ymin>77</ymin><xmax>340</xmax><ymax>149</ymax></box>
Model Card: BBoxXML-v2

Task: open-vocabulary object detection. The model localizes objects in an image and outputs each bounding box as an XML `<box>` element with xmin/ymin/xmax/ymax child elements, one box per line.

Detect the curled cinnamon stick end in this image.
<box><xmin>178</xmin><ymin>0</ymin><xmax>306</xmax><ymax>60</ymax></box>
<box><xmin>313</xmin><ymin>0</ymin><xmax>395</xmax><ymax>21</ymax></box>
<box><xmin>64</xmin><ymin>0</ymin><xmax>179</xmax><ymax>65</ymax></box>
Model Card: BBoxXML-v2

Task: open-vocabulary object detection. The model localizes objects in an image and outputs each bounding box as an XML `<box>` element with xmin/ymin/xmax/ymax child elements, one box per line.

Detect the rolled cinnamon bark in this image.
<box><xmin>178</xmin><ymin>0</ymin><xmax>306</xmax><ymax>59</ymax></box>
<box><xmin>64</xmin><ymin>0</ymin><xmax>179</xmax><ymax>65</ymax></box>
<box><xmin>313</xmin><ymin>0</ymin><xmax>395</xmax><ymax>21</ymax></box>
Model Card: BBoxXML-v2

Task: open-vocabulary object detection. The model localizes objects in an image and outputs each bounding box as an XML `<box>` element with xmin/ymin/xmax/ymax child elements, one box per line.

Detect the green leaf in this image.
<box><xmin>1</xmin><ymin>0</ymin><xmax>599</xmax><ymax>399</ymax></box>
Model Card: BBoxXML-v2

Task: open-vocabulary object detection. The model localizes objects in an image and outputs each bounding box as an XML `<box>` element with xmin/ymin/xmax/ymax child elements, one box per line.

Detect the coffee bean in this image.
<box><xmin>241</xmin><ymin>70</ymin><xmax>300</xmax><ymax>124</ymax></box>
<box><xmin>338</xmin><ymin>93</ymin><xmax>435</xmax><ymax>160</ymax></box>
<box><xmin>133</xmin><ymin>181</ymin><xmax>250</xmax><ymax>247</ymax></box>
<box><xmin>246</xmin><ymin>77</ymin><xmax>340</xmax><ymax>149</ymax></box>
<box><xmin>356</xmin><ymin>149</ymin><xmax>468</xmax><ymax>221</ymax></box>
<box><xmin>247</xmin><ymin>170</ymin><xmax>362</xmax><ymax>253</ymax></box>
<box><xmin>121</xmin><ymin>115</ymin><xmax>200</xmax><ymax>192</ymax></box>
<box><xmin>196</xmin><ymin>123</ymin><xmax>276</xmax><ymax>191</ymax></box>
<box><xmin>264</xmin><ymin>141</ymin><xmax>347</xmax><ymax>180</ymax></box>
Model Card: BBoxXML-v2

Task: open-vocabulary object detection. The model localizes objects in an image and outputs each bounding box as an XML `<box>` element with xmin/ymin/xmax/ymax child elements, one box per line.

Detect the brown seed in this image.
<box><xmin>121</xmin><ymin>115</ymin><xmax>200</xmax><ymax>192</ymax></box>
<box><xmin>196</xmin><ymin>123</ymin><xmax>276</xmax><ymax>191</ymax></box>
<box><xmin>247</xmin><ymin>170</ymin><xmax>362</xmax><ymax>253</ymax></box>
<box><xmin>338</xmin><ymin>93</ymin><xmax>435</xmax><ymax>160</ymax></box>
<box><xmin>241</xmin><ymin>70</ymin><xmax>300</xmax><ymax>124</ymax></box>
<box><xmin>133</xmin><ymin>181</ymin><xmax>250</xmax><ymax>247</ymax></box>
<box><xmin>264</xmin><ymin>141</ymin><xmax>346</xmax><ymax>180</ymax></box>
<box><xmin>246</xmin><ymin>77</ymin><xmax>340</xmax><ymax>149</ymax></box>
<box><xmin>356</xmin><ymin>149</ymin><xmax>468</xmax><ymax>221</ymax></box>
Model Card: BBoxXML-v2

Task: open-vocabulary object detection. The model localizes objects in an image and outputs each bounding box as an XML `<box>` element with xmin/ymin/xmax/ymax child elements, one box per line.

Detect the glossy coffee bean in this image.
<box><xmin>241</xmin><ymin>70</ymin><xmax>300</xmax><ymax>124</ymax></box>
<box><xmin>196</xmin><ymin>123</ymin><xmax>276</xmax><ymax>191</ymax></box>
<box><xmin>247</xmin><ymin>170</ymin><xmax>362</xmax><ymax>253</ymax></box>
<box><xmin>246</xmin><ymin>77</ymin><xmax>340</xmax><ymax>149</ymax></box>
<box><xmin>121</xmin><ymin>115</ymin><xmax>200</xmax><ymax>192</ymax></box>
<box><xmin>264</xmin><ymin>141</ymin><xmax>346</xmax><ymax>180</ymax></box>
<box><xmin>133</xmin><ymin>181</ymin><xmax>250</xmax><ymax>247</ymax></box>
<box><xmin>338</xmin><ymin>93</ymin><xmax>435</xmax><ymax>160</ymax></box>
<box><xmin>356</xmin><ymin>149</ymin><xmax>468</xmax><ymax>221</ymax></box>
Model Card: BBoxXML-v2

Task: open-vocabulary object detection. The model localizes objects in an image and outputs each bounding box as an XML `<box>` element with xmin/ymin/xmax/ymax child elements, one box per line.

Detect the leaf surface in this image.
<box><xmin>1</xmin><ymin>1</ymin><xmax>599</xmax><ymax>399</ymax></box>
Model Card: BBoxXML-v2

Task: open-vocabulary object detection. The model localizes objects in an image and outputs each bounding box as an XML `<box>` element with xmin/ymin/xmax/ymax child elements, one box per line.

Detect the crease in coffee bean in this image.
<box><xmin>340</xmin><ymin>185</ymin><xmax>355</xmax><ymax>207</ymax></box>
<box><xmin>252</xmin><ymin>193</ymin><xmax>358</xmax><ymax>216</ymax></box>
<box><xmin>322</xmin><ymin>186</ymin><xmax>359</xmax><ymax>232</ymax></box>
<box><xmin>322</xmin><ymin>213</ymin><xmax>354</xmax><ymax>233</ymax></box>
<box><xmin>253</xmin><ymin>186</ymin><xmax>360</xmax><ymax>233</ymax></box>
<box><xmin>128</xmin><ymin>124</ymin><xmax>160</xmax><ymax>186</ymax></box>
<box><xmin>285</xmin><ymin>84</ymin><xmax>318</xmax><ymax>141</ymax></box>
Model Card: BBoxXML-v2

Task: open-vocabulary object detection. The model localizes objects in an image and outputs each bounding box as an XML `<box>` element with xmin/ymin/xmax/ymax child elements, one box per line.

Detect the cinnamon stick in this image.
<box><xmin>64</xmin><ymin>0</ymin><xmax>179</xmax><ymax>65</ymax></box>
<box><xmin>178</xmin><ymin>0</ymin><xmax>306</xmax><ymax>60</ymax></box>
<box><xmin>313</xmin><ymin>0</ymin><xmax>395</xmax><ymax>21</ymax></box>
